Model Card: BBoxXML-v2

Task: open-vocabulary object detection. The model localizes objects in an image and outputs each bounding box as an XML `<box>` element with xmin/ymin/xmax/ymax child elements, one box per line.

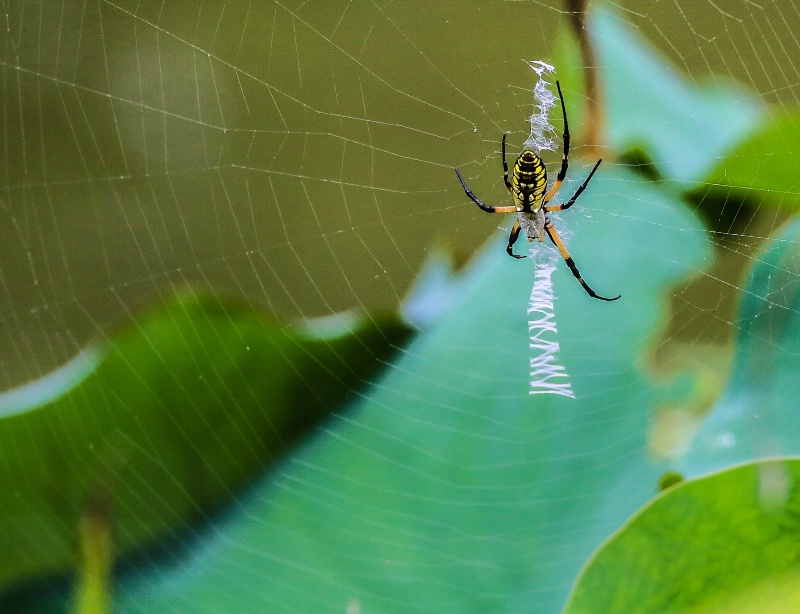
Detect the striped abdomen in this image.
<box><xmin>511</xmin><ymin>150</ymin><xmax>547</xmax><ymax>212</ymax></box>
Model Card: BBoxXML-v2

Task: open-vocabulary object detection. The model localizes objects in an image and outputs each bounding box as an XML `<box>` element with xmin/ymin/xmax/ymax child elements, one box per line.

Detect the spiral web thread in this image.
<box><xmin>525</xmin><ymin>61</ymin><xmax>574</xmax><ymax>398</ymax></box>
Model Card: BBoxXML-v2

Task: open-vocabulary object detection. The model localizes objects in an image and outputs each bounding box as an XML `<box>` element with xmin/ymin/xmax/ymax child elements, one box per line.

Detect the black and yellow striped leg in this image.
<box><xmin>545</xmin><ymin>219</ymin><xmax>620</xmax><ymax>301</ymax></box>
<box><xmin>454</xmin><ymin>168</ymin><xmax>517</xmax><ymax>214</ymax></box>
<box><xmin>502</xmin><ymin>132</ymin><xmax>512</xmax><ymax>191</ymax></box>
<box><xmin>507</xmin><ymin>219</ymin><xmax>526</xmax><ymax>259</ymax></box>
<box><xmin>545</xmin><ymin>159</ymin><xmax>602</xmax><ymax>213</ymax></box>
<box><xmin>543</xmin><ymin>80</ymin><xmax>571</xmax><ymax>205</ymax></box>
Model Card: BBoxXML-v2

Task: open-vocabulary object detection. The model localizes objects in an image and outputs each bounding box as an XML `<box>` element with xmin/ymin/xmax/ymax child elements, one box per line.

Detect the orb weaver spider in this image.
<box><xmin>454</xmin><ymin>81</ymin><xmax>620</xmax><ymax>302</ymax></box>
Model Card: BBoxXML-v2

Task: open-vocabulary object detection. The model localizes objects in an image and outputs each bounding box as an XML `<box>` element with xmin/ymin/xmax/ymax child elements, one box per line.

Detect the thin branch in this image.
<box><xmin>565</xmin><ymin>0</ymin><xmax>605</xmax><ymax>156</ymax></box>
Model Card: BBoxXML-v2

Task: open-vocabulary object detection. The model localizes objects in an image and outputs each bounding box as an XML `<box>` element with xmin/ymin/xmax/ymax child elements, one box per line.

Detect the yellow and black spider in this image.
<box><xmin>455</xmin><ymin>81</ymin><xmax>620</xmax><ymax>302</ymax></box>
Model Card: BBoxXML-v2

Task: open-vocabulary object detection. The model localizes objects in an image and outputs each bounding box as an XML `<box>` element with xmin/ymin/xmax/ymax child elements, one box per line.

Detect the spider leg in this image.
<box><xmin>506</xmin><ymin>219</ymin><xmax>526</xmax><ymax>259</ymax></box>
<box><xmin>454</xmin><ymin>168</ymin><xmax>517</xmax><ymax>213</ymax></box>
<box><xmin>544</xmin><ymin>159</ymin><xmax>602</xmax><ymax>213</ymax></box>
<box><xmin>543</xmin><ymin>80</ymin><xmax>570</xmax><ymax>206</ymax></box>
<box><xmin>545</xmin><ymin>218</ymin><xmax>620</xmax><ymax>302</ymax></box>
<box><xmin>502</xmin><ymin>133</ymin><xmax>512</xmax><ymax>191</ymax></box>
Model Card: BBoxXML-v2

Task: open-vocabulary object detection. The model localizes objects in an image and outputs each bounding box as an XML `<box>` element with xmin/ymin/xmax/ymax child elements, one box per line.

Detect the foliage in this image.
<box><xmin>566</xmin><ymin>459</ymin><xmax>800</xmax><ymax>614</ymax></box>
<box><xmin>4</xmin><ymin>3</ymin><xmax>800</xmax><ymax>614</ymax></box>
<box><xmin>0</xmin><ymin>295</ymin><xmax>409</xmax><ymax>592</ymax></box>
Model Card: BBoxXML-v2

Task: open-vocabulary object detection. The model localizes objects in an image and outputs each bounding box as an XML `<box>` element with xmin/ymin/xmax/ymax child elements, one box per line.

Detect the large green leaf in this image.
<box><xmin>0</xmin><ymin>295</ymin><xmax>410</xmax><ymax>590</ymax></box>
<box><xmin>564</xmin><ymin>217</ymin><xmax>800</xmax><ymax>612</ymax></box>
<box><xmin>704</xmin><ymin>113</ymin><xmax>800</xmax><ymax>210</ymax></box>
<box><xmin>565</xmin><ymin>458</ymin><xmax>800</xmax><ymax>614</ymax></box>
<box><xmin>3</xmin><ymin>4</ymin><xmax>761</xmax><ymax>612</ymax></box>
<box><xmin>590</xmin><ymin>10</ymin><xmax>763</xmax><ymax>186</ymax></box>
<box><xmin>679</xmin><ymin>217</ymin><xmax>800</xmax><ymax>475</ymax></box>
<box><xmin>109</xmin><ymin>167</ymin><xmax>709</xmax><ymax>613</ymax></box>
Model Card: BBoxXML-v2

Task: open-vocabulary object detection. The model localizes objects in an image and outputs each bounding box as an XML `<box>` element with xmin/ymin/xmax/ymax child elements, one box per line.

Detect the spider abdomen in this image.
<box><xmin>512</xmin><ymin>150</ymin><xmax>547</xmax><ymax>213</ymax></box>
<box><xmin>453</xmin><ymin>84</ymin><xmax>620</xmax><ymax>301</ymax></box>
<box><xmin>518</xmin><ymin>209</ymin><xmax>546</xmax><ymax>242</ymax></box>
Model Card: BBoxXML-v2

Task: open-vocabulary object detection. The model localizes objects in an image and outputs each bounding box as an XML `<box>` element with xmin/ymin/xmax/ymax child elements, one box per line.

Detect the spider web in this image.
<box><xmin>1</xmin><ymin>0</ymin><xmax>799</xmax><ymax>612</ymax></box>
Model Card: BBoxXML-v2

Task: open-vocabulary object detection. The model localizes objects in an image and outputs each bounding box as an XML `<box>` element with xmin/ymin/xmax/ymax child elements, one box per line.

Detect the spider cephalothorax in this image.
<box><xmin>454</xmin><ymin>81</ymin><xmax>620</xmax><ymax>302</ymax></box>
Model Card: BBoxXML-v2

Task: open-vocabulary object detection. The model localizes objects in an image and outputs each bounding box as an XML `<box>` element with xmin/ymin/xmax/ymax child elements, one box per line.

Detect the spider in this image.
<box><xmin>454</xmin><ymin>81</ymin><xmax>620</xmax><ymax>302</ymax></box>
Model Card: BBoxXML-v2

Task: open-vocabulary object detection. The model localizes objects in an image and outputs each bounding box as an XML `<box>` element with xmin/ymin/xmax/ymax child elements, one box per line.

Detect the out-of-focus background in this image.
<box><xmin>3</xmin><ymin>1</ymin><xmax>800</xmax><ymax>612</ymax></box>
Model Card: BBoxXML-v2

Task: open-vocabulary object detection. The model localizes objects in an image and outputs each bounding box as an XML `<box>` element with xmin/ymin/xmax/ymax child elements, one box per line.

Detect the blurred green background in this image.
<box><xmin>2</xmin><ymin>0</ymin><xmax>796</xmax><ymax>386</ymax></box>
<box><xmin>4</xmin><ymin>1</ymin><xmax>800</xmax><ymax>612</ymax></box>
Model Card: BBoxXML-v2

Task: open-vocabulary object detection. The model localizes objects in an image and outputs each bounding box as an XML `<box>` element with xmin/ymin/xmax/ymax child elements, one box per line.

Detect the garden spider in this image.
<box><xmin>454</xmin><ymin>81</ymin><xmax>620</xmax><ymax>302</ymax></box>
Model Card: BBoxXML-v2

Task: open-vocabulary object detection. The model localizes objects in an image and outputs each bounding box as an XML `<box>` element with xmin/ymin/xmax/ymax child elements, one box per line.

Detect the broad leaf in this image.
<box><xmin>565</xmin><ymin>458</ymin><xmax>800</xmax><ymax>614</ymax></box>
<box><xmin>592</xmin><ymin>10</ymin><xmax>763</xmax><ymax>186</ymax></box>
<box><xmin>704</xmin><ymin>113</ymin><xmax>800</xmax><ymax>210</ymax></box>
<box><xmin>566</xmin><ymin>218</ymin><xmax>800</xmax><ymax>612</ymax></box>
<box><xmin>680</xmin><ymin>217</ymin><xmax>800</xmax><ymax>475</ymax></box>
<box><xmin>0</xmin><ymin>295</ymin><xmax>410</xmax><ymax>590</ymax></box>
<box><xmin>111</xmin><ymin>167</ymin><xmax>710</xmax><ymax>613</ymax></box>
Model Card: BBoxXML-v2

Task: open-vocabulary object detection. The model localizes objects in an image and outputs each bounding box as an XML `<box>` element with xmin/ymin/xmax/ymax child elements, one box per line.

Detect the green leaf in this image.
<box><xmin>679</xmin><ymin>217</ymin><xmax>800</xmax><ymax>475</ymax></box>
<box><xmin>591</xmin><ymin>10</ymin><xmax>763</xmax><ymax>186</ymax></box>
<box><xmin>704</xmin><ymin>112</ymin><xmax>800</xmax><ymax>210</ymax></box>
<box><xmin>565</xmin><ymin>458</ymin><xmax>800</xmax><ymax>614</ymax></box>
<box><xmin>110</xmin><ymin>167</ymin><xmax>710</xmax><ymax>613</ymax></box>
<box><xmin>0</xmin><ymin>294</ymin><xmax>410</xmax><ymax>590</ymax></box>
<box><xmin>565</xmin><ymin>216</ymin><xmax>800</xmax><ymax>614</ymax></box>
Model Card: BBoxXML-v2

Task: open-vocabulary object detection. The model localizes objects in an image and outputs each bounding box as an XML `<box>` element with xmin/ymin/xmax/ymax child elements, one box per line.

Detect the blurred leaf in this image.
<box><xmin>565</xmin><ymin>217</ymin><xmax>800</xmax><ymax>613</ymax></box>
<box><xmin>647</xmin><ymin>341</ymin><xmax>731</xmax><ymax>462</ymax></box>
<box><xmin>565</xmin><ymin>458</ymin><xmax>800</xmax><ymax>614</ymax></box>
<box><xmin>704</xmin><ymin>112</ymin><xmax>800</xmax><ymax>210</ymax></box>
<box><xmin>0</xmin><ymin>295</ymin><xmax>410</xmax><ymax>590</ymax></box>
<box><xmin>678</xmin><ymin>217</ymin><xmax>800</xmax><ymax>476</ymax></box>
<box><xmin>109</xmin><ymin>167</ymin><xmax>710</xmax><ymax>613</ymax></box>
<box><xmin>591</xmin><ymin>9</ymin><xmax>763</xmax><ymax>186</ymax></box>
<box><xmin>400</xmin><ymin>248</ymin><xmax>462</xmax><ymax>329</ymax></box>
